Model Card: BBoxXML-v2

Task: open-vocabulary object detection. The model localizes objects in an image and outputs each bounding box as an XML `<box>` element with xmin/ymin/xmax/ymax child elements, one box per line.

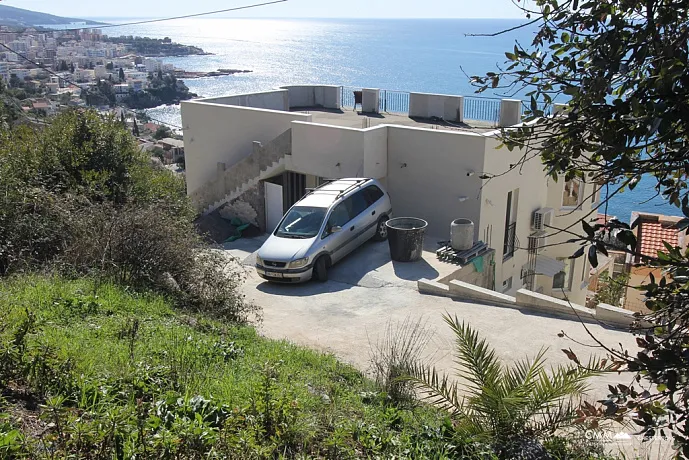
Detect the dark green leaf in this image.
<box><xmin>588</xmin><ymin>245</ymin><xmax>599</xmax><ymax>268</ymax></box>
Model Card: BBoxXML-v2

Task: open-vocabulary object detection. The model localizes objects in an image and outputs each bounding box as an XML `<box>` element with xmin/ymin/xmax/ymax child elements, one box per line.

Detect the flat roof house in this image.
<box><xmin>181</xmin><ymin>85</ymin><xmax>601</xmax><ymax>305</ymax></box>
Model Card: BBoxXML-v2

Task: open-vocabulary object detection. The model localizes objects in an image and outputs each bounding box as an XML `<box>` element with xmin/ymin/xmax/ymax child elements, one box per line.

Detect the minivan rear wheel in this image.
<box><xmin>313</xmin><ymin>256</ymin><xmax>328</xmax><ymax>282</ymax></box>
<box><xmin>372</xmin><ymin>216</ymin><xmax>389</xmax><ymax>242</ymax></box>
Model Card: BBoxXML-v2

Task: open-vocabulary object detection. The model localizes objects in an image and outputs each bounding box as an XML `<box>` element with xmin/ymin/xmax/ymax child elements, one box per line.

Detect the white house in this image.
<box><xmin>0</xmin><ymin>62</ymin><xmax>10</xmax><ymax>82</ymax></box>
<box><xmin>181</xmin><ymin>85</ymin><xmax>599</xmax><ymax>305</ymax></box>
<box><xmin>114</xmin><ymin>83</ymin><xmax>130</xmax><ymax>101</ymax></box>
<box><xmin>144</xmin><ymin>58</ymin><xmax>163</xmax><ymax>73</ymax></box>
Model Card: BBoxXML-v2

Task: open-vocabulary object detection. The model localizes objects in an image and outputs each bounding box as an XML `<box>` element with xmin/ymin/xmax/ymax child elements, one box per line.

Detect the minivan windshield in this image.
<box><xmin>275</xmin><ymin>206</ymin><xmax>327</xmax><ymax>239</ymax></box>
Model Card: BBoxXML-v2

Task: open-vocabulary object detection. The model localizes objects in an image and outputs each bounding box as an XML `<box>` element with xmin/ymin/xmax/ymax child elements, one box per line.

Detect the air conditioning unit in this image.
<box><xmin>528</xmin><ymin>231</ymin><xmax>548</xmax><ymax>254</ymax></box>
<box><xmin>532</xmin><ymin>207</ymin><xmax>554</xmax><ymax>231</ymax></box>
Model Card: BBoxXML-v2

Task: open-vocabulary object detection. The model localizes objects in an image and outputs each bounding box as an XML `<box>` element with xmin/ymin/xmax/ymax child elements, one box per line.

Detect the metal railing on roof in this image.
<box><xmin>339</xmin><ymin>86</ymin><xmax>551</xmax><ymax>125</ymax></box>
<box><xmin>464</xmin><ymin>96</ymin><xmax>501</xmax><ymax>125</ymax></box>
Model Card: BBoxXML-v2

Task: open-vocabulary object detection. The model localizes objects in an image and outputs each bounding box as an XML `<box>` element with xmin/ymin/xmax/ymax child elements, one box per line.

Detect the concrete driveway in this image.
<box><xmin>224</xmin><ymin>236</ymin><xmax>667</xmax><ymax>458</ymax></box>
<box><xmin>227</xmin><ymin>236</ymin><xmax>636</xmax><ymax>387</ymax></box>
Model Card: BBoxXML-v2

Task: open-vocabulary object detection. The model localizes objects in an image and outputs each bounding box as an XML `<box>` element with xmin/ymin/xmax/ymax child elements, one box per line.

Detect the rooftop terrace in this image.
<box><xmin>193</xmin><ymin>84</ymin><xmax>534</xmax><ymax>132</ymax></box>
<box><xmin>290</xmin><ymin>106</ymin><xmax>499</xmax><ymax>134</ymax></box>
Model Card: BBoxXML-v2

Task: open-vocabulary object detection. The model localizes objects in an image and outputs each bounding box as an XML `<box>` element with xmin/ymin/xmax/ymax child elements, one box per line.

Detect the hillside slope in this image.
<box><xmin>0</xmin><ymin>4</ymin><xmax>102</xmax><ymax>27</ymax></box>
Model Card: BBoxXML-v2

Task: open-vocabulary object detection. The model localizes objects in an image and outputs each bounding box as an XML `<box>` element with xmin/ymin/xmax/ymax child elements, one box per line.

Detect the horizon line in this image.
<box><xmin>80</xmin><ymin>16</ymin><xmax>526</xmax><ymax>21</ymax></box>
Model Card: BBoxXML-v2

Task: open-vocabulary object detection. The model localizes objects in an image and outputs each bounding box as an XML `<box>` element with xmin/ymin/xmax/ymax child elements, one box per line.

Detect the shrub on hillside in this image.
<box><xmin>0</xmin><ymin>189</ymin><xmax>79</xmax><ymax>275</ymax></box>
<box><xmin>60</xmin><ymin>204</ymin><xmax>256</xmax><ymax>322</ymax></box>
<box><xmin>0</xmin><ymin>109</ymin><xmax>254</xmax><ymax>323</ymax></box>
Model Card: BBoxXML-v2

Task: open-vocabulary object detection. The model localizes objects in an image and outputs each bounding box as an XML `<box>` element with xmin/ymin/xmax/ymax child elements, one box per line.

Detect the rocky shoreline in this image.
<box><xmin>173</xmin><ymin>69</ymin><xmax>253</xmax><ymax>79</ymax></box>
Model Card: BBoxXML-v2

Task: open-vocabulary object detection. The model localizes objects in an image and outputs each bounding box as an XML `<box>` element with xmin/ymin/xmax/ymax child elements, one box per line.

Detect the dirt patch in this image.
<box><xmin>195</xmin><ymin>210</ymin><xmax>262</xmax><ymax>244</ymax></box>
<box><xmin>195</xmin><ymin>210</ymin><xmax>237</xmax><ymax>244</ymax></box>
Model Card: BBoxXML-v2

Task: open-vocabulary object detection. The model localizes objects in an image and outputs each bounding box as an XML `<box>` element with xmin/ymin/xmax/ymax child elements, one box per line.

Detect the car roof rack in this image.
<box><xmin>304</xmin><ymin>178</ymin><xmax>369</xmax><ymax>200</ymax></box>
<box><xmin>335</xmin><ymin>179</ymin><xmax>369</xmax><ymax>199</ymax></box>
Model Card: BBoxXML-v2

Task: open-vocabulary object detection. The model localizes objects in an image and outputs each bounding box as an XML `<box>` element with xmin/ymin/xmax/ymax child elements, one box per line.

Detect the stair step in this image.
<box><xmin>201</xmin><ymin>154</ymin><xmax>287</xmax><ymax>215</ymax></box>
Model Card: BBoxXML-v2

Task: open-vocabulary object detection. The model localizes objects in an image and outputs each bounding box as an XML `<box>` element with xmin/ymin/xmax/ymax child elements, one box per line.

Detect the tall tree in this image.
<box><xmin>119</xmin><ymin>67</ymin><xmax>126</xmax><ymax>82</ymax></box>
<box><xmin>132</xmin><ymin>117</ymin><xmax>140</xmax><ymax>137</ymax></box>
<box><xmin>470</xmin><ymin>0</ymin><xmax>689</xmax><ymax>456</ymax></box>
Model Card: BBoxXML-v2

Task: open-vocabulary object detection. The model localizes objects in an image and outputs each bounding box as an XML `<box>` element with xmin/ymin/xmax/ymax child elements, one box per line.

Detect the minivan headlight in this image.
<box><xmin>255</xmin><ymin>255</ymin><xmax>264</xmax><ymax>266</ymax></box>
<box><xmin>289</xmin><ymin>258</ymin><xmax>309</xmax><ymax>269</ymax></box>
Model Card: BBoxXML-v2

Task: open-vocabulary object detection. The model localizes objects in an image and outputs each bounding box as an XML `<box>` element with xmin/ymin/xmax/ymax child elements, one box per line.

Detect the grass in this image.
<box><xmin>0</xmin><ymin>275</ymin><xmax>458</xmax><ymax>458</ymax></box>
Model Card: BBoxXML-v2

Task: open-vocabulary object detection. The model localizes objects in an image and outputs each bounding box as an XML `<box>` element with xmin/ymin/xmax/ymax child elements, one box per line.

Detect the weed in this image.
<box><xmin>368</xmin><ymin>315</ymin><xmax>434</xmax><ymax>405</ymax></box>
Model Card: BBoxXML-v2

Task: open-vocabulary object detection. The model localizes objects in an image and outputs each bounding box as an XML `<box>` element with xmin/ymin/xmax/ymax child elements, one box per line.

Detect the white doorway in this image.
<box><xmin>265</xmin><ymin>182</ymin><xmax>284</xmax><ymax>233</ymax></box>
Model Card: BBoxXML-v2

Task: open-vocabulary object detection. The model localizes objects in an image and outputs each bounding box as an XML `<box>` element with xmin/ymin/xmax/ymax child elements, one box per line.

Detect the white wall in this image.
<box><xmin>198</xmin><ymin>90</ymin><xmax>289</xmax><ymax>111</ymax></box>
<box><xmin>409</xmin><ymin>92</ymin><xmax>464</xmax><ymax>122</ymax></box>
<box><xmin>479</xmin><ymin>135</ymin><xmax>549</xmax><ymax>294</ymax></box>
<box><xmin>363</xmin><ymin>126</ymin><xmax>388</xmax><ymax>179</ymax></box>
<box><xmin>386</xmin><ymin>126</ymin><xmax>486</xmax><ymax>239</ymax></box>
<box><xmin>281</xmin><ymin>85</ymin><xmax>341</xmax><ymax>109</ymax></box>
<box><xmin>181</xmin><ymin>101</ymin><xmax>311</xmax><ymax>194</ymax></box>
<box><xmin>290</xmin><ymin>121</ymin><xmax>366</xmax><ymax>179</ymax></box>
<box><xmin>539</xmin><ymin>175</ymin><xmax>598</xmax><ymax>305</ymax></box>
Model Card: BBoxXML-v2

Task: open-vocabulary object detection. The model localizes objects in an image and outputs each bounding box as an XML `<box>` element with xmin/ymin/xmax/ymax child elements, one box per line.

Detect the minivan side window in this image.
<box><xmin>350</xmin><ymin>190</ymin><xmax>370</xmax><ymax>218</ymax></box>
<box><xmin>323</xmin><ymin>200</ymin><xmax>351</xmax><ymax>238</ymax></box>
<box><xmin>364</xmin><ymin>185</ymin><xmax>384</xmax><ymax>206</ymax></box>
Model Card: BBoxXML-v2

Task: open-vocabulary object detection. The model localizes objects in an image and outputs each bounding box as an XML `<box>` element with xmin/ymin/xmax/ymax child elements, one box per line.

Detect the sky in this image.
<box><xmin>3</xmin><ymin>0</ymin><xmax>526</xmax><ymax>20</ymax></box>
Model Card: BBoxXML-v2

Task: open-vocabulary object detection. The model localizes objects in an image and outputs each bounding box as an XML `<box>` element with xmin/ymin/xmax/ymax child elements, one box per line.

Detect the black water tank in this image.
<box><xmin>386</xmin><ymin>217</ymin><xmax>428</xmax><ymax>262</ymax></box>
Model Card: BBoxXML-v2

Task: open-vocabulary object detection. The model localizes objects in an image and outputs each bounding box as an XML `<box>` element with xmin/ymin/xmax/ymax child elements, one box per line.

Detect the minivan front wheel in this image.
<box><xmin>372</xmin><ymin>216</ymin><xmax>389</xmax><ymax>242</ymax></box>
<box><xmin>312</xmin><ymin>256</ymin><xmax>328</xmax><ymax>282</ymax></box>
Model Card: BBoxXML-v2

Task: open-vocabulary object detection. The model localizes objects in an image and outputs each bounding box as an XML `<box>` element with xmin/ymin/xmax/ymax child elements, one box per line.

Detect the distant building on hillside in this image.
<box><xmin>159</xmin><ymin>138</ymin><xmax>185</xmax><ymax>163</ymax></box>
<box><xmin>624</xmin><ymin>212</ymin><xmax>686</xmax><ymax>312</ymax></box>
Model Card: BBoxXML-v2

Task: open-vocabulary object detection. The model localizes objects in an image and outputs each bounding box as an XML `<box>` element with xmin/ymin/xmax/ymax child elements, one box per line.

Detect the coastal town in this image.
<box><xmin>0</xmin><ymin>25</ymin><xmax>232</xmax><ymax>163</ymax></box>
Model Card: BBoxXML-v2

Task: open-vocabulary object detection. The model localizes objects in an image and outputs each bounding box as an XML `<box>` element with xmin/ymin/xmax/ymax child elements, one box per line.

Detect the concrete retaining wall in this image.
<box><xmin>282</xmin><ymin>85</ymin><xmax>341</xmax><ymax>109</ymax></box>
<box><xmin>515</xmin><ymin>289</ymin><xmax>595</xmax><ymax>321</ymax></box>
<box><xmin>409</xmin><ymin>92</ymin><xmax>464</xmax><ymax>122</ymax></box>
<box><xmin>438</xmin><ymin>250</ymin><xmax>495</xmax><ymax>290</ymax></box>
<box><xmin>418</xmin><ymin>278</ymin><xmax>645</xmax><ymax>329</ymax></box>
<box><xmin>596</xmin><ymin>302</ymin><xmax>640</xmax><ymax>328</ymax></box>
<box><xmin>449</xmin><ymin>280</ymin><xmax>517</xmax><ymax>307</ymax></box>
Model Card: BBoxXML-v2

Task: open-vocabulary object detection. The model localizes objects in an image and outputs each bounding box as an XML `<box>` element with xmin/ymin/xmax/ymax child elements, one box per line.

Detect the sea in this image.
<box><xmin>88</xmin><ymin>17</ymin><xmax>680</xmax><ymax>221</ymax></box>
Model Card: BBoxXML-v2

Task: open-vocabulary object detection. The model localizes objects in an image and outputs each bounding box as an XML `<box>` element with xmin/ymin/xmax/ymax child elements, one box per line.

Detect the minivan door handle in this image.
<box><xmin>350</xmin><ymin>226</ymin><xmax>355</xmax><ymax>231</ymax></box>
<box><xmin>372</xmin><ymin>210</ymin><xmax>376</xmax><ymax>216</ymax></box>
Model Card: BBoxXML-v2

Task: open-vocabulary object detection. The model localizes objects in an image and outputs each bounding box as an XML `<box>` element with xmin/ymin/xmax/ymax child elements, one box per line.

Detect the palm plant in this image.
<box><xmin>406</xmin><ymin>314</ymin><xmax>607</xmax><ymax>459</ymax></box>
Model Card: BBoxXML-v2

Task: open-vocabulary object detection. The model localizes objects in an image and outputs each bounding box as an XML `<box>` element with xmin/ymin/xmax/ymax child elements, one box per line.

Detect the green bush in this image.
<box><xmin>0</xmin><ymin>108</ymin><xmax>250</xmax><ymax>322</ymax></box>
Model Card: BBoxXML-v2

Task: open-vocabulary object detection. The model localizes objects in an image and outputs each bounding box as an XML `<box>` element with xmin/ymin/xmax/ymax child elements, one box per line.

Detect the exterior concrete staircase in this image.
<box><xmin>190</xmin><ymin>128</ymin><xmax>292</xmax><ymax>215</ymax></box>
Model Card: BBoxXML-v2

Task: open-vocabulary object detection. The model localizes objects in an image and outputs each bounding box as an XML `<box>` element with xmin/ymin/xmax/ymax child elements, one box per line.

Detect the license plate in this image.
<box><xmin>265</xmin><ymin>271</ymin><xmax>283</xmax><ymax>278</ymax></box>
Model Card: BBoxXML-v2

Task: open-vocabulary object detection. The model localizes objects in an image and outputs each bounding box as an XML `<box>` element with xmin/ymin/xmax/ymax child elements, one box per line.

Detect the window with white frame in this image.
<box><xmin>562</xmin><ymin>180</ymin><xmax>583</xmax><ymax>208</ymax></box>
<box><xmin>502</xmin><ymin>276</ymin><xmax>513</xmax><ymax>293</ymax></box>
<box><xmin>553</xmin><ymin>258</ymin><xmax>575</xmax><ymax>291</ymax></box>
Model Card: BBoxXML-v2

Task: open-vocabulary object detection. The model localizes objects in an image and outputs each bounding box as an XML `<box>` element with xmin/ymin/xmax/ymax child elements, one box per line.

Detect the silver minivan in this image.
<box><xmin>255</xmin><ymin>178</ymin><xmax>393</xmax><ymax>283</ymax></box>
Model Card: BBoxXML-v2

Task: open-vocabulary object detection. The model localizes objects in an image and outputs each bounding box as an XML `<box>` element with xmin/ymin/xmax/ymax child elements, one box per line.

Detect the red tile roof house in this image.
<box><xmin>31</xmin><ymin>99</ymin><xmax>54</xmax><ymax>115</ymax></box>
<box><xmin>143</xmin><ymin>123</ymin><xmax>162</xmax><ymax>133</ymax></box>
<box><xmin>625</xmin><ymin>212</ymin><xmax>687</xmax><ymax>312</ymax></box>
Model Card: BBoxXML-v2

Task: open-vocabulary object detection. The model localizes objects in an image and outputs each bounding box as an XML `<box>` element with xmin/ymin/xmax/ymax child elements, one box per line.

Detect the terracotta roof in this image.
<box><xmin>637</xmin><ymin>219</ymin><xmax>680</xmax><ymax>259</ymax></box>
<box><xmin>143</xmin><ymin>123</ymin><xmax>161</xmax><ymax>131</ymax></box>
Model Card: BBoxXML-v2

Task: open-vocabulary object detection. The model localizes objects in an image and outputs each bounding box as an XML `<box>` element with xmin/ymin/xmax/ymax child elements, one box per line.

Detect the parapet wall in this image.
<box><xmin>409</xmin><ymin>92</ymin><xmax>464</xmax><ymax>122</ymax></box>
<box><xmin>199</xmin><ymin>90</ymin><xmax>289</xmax><ymax>111</ymax></box>
<box><xmin>282</xmin><ymin>85</ymin><xmax>341</xmax><ymax>110</ymax></box>
<box><xmin>418</xmin><ymin>279</ymin><xmax>645</xmax><ymax>329</ymax></box>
